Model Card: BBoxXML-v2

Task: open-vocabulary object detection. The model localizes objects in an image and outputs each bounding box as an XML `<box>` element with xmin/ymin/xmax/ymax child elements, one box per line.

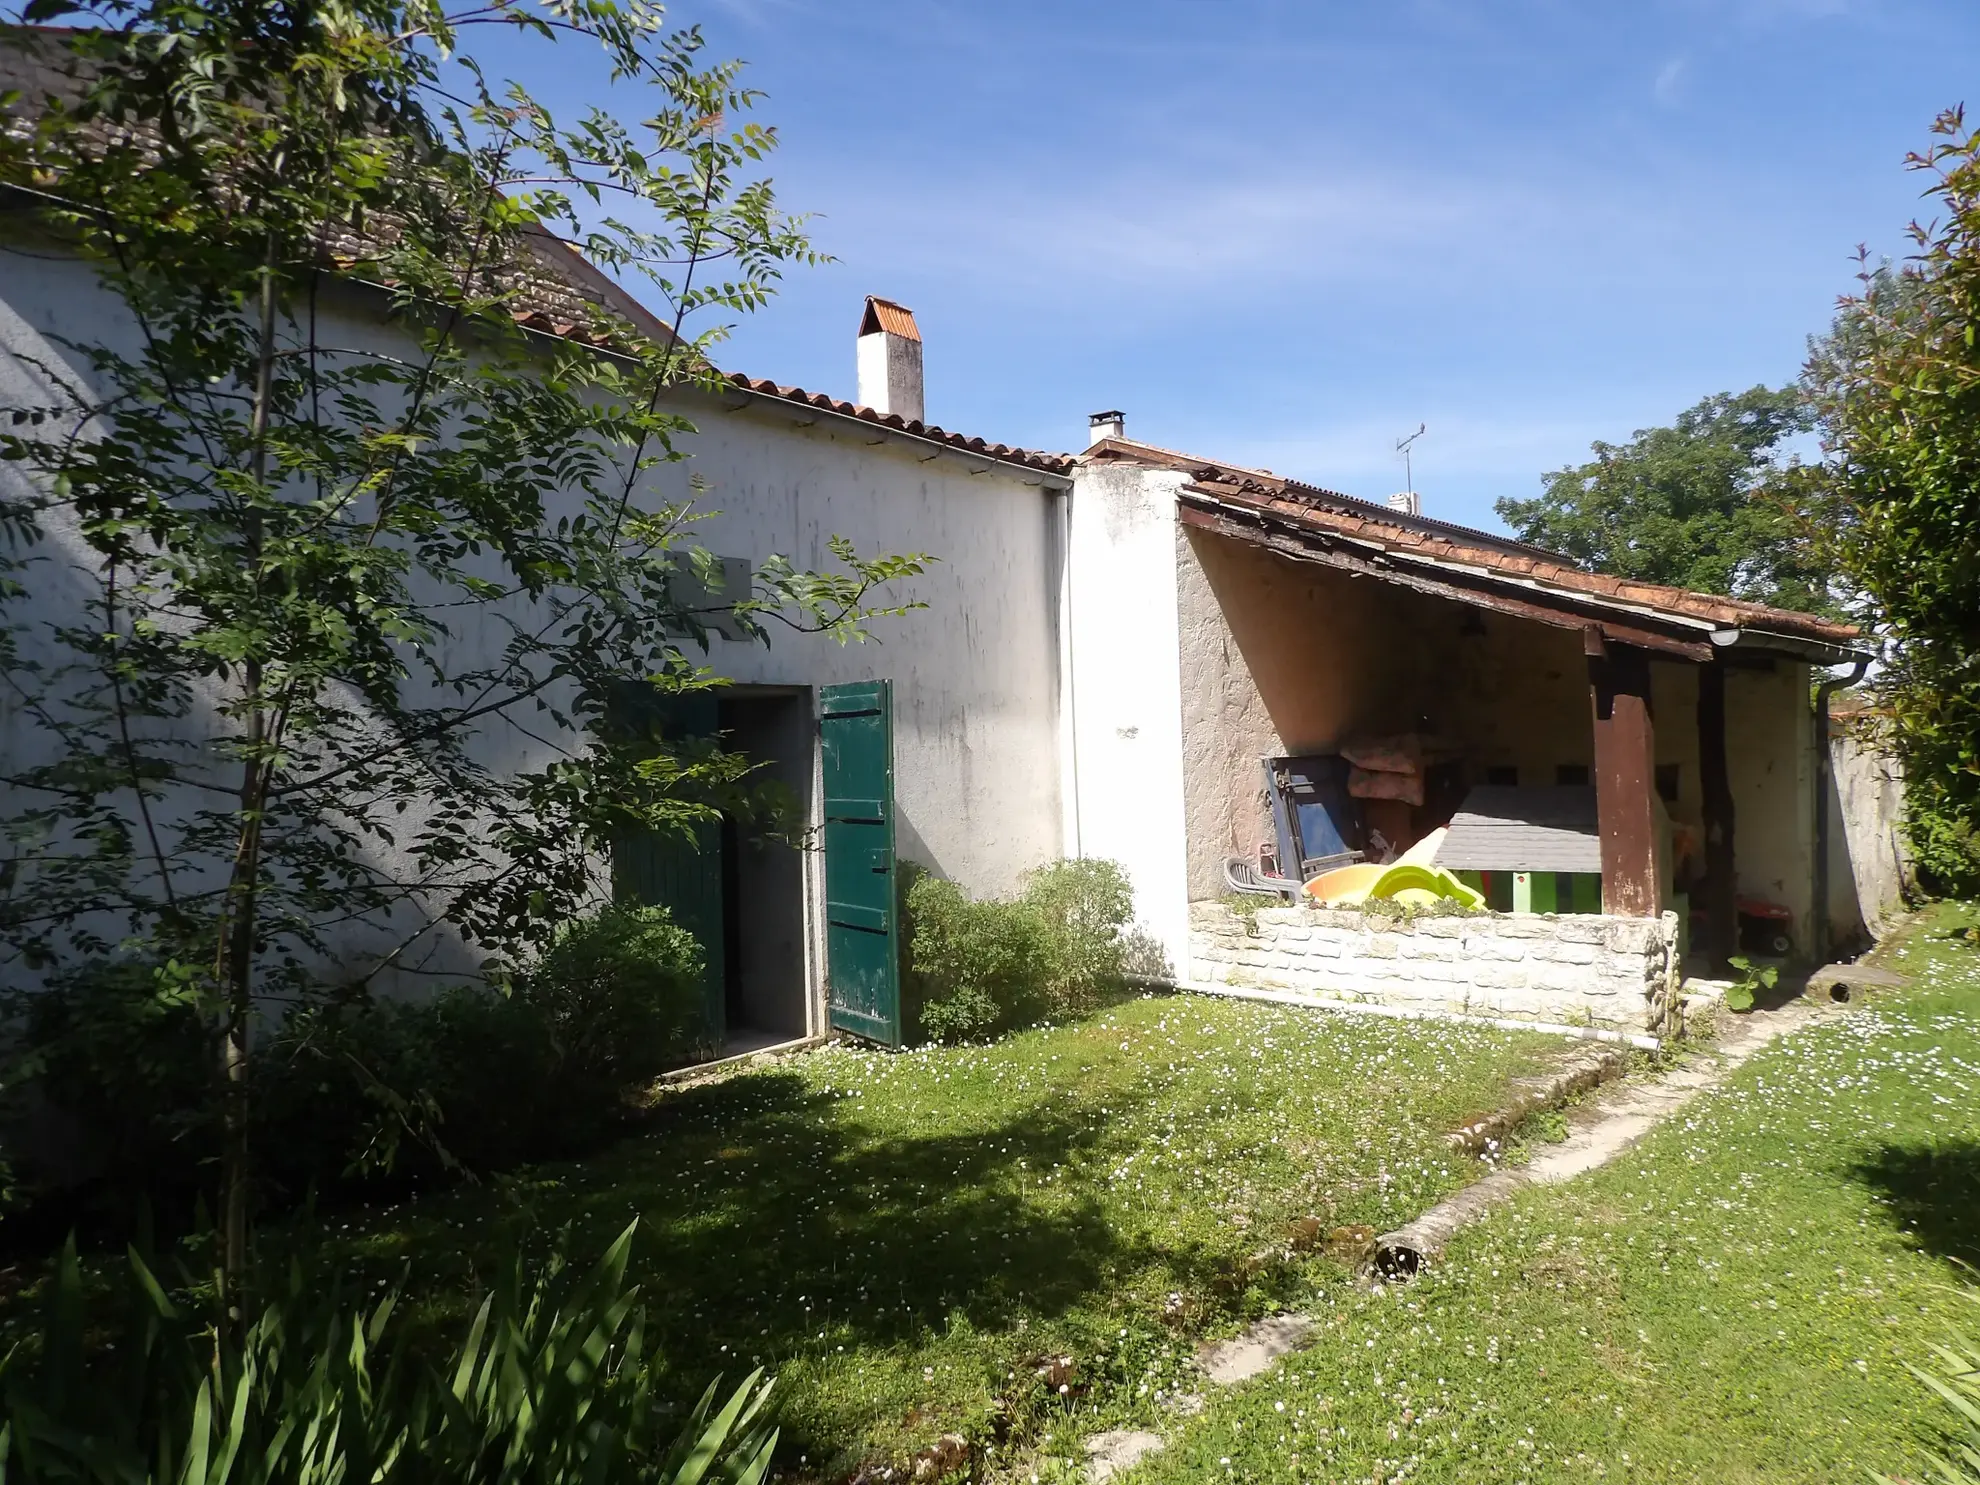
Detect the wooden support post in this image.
<box><xmin>1588</xmin><ymin>633</ymin><xmax>1660</xmax><ymax>918</ymax></box>
<box><xmin>1696</xmin><ymin>658</ymin><xmax>1738</xmax><ymax>971</ymax></box>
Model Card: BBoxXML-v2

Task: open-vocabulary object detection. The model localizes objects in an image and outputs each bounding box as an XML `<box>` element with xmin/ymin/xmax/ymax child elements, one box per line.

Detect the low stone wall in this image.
<box><xmin>1189</xmin><ymin>902</ymin><xmax>1679</xmax><ymax>1031</ymax></box>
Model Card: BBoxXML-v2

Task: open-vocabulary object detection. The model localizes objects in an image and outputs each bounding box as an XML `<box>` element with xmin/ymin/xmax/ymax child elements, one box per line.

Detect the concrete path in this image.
<box><xmin>1374</xmin><ymin>994</ymin><xmax>1822</xmax><ymax>1274</ymax></box>
<box><xmin>1080</xmin><ymin>995</ymin><xmax>1835</xmax><ymax>1480</ymax></box>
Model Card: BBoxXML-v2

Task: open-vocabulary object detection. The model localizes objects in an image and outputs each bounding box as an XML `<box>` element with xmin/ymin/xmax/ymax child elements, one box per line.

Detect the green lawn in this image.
<box><xmin>315</xmin><ymin>993</ymin><xmax>1560</xmax><ymax>1476</ymax></box>
<box><xmin>1133</xmin><ymin>906</ymin><xmax>1980</xmax><ymax>1485</ymax></box>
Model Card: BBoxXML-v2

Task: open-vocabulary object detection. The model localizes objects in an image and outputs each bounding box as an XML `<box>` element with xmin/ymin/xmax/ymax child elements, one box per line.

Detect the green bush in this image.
<box><xmin>0</xmin><ymin>958</ymin><xmax>218</xmax><ymax>1228</ymax></box>
<box><xmin>1722</xmin><ymin>953</ymin><xmax>1778</xmax><ymax>1013</ymax></box>
<box><xmin>3</xmin><ymin>905</ymin><xmax>708</xmax><ymax>1224</ymax></box>
<box><xmin>0</xmin><ymin>1225</ymin><xmax>777</xmax><ymax>1485</ymax></box>
<box><xmin>253</xmin><ymin>986</ymin><xmax>557</xmax><ymax>1196</ymax></box>
<box><xmin>1024</xmin><ymin>858</ymin><xmax>1137</xmax><ymax>1014</ymax></box>
<box><xmin>525</xmin><ymin>902</ymin><xmax>711</xmax><ymax>1084</ymax></box>
<box><xmin>259</xmin><ymin>904</ymin><xmax>705</xmax><ymax>1189</ymax></box>
<box><xmin>908</xmin><ymin>876</ymin><xmax>1051</xmax><ymax>1042</ymax></box>
<box><xmin>907</xmin><ymin>858</ymin><xmax>1136</xmax><ymax>1043</ymax></box>
<box><xmin>1906</xmin><ymin>794</ymin><xmax>1980</xmax><ymax>901</ymax></box>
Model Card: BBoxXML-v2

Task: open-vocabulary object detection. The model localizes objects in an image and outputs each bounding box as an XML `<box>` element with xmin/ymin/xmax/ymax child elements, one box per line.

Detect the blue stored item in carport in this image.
<box><xmin>1263</xmin><ymin>754</ymin><xmax>1365</xmax><ymax>879</ymax></box>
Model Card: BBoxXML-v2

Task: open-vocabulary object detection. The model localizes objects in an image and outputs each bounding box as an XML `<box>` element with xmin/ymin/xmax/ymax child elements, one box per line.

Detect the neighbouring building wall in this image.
<box><xmin>1064</xmin><ymin>462</ymin><xmax>1192</xmax><ymax>973</ymax></box>
<box><xmin>1189</xmin><ymin>901</ymin><xmax>1677</xmax><ymax>1031</ymax></box>
<box><xmin>1726</xmin><ymin>661</ymin><xmax>1816</xmax><ymax>951</ymax></box>
<box><xmin>1828</xmin><ymin>714</ymin><xmax>1909</xmax><ymax>942</ymax></box>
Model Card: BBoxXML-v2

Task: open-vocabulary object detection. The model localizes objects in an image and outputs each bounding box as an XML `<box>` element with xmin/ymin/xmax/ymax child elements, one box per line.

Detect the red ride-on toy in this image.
<box><xmin>1736</xmin><ymin>897</ymin><xmax>1795</xmax><ymax>958</ymax></box>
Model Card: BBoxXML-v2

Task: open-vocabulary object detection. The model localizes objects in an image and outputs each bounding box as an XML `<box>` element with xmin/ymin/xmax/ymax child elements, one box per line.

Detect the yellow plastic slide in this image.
<box><xmin>1302</xmin><ymin>827</ymin><xmax>1482</xmax><ymax>909</ymax></box>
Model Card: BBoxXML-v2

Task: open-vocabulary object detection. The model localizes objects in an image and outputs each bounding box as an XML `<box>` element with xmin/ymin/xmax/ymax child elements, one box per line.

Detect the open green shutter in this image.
<box><xmin>820</xmin><ymin>680</ymin><xmax>900</xmax><ymax>1046</ymax></box>
<box><xmin>608</xmin><ymin>687</ymin><xmax>725</xmax><ymax>1055</ymax></box>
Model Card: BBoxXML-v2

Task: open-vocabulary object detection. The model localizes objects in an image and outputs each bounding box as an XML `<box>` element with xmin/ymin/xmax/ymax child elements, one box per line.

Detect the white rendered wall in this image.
<box><xmin>634</xmin><ymin>387</ymin><xmax>1065</xmax><ymax>896</ymax></box>
<box><xmin>1827</xmin><ymin>715</ymin><xmax>1909</xmax><ymax>943</ymax></box>
<box><xmin>0</xmin><ymin>245</ymin><xmax>1067</xmax><ymax>993</ymax></box>
<box><xmin>854</xmin><ymin>331</ymin><xmax>924</xmax><ymax>424</ymax></box>
<box><xmin>1726</xmin><ymin>661</ymin><xmax>1815</xmax><ymax>952</ymax></box>
<box><xmin>1062</xmin><ymin>461</ymin><xmax>1191</xmax><ymax>975</ymax></box>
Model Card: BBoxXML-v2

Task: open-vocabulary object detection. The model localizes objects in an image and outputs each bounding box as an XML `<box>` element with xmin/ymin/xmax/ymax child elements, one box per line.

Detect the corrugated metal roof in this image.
<box><xmin>859</xmin><ymin>296</ymin><xmax>921</xmax><ymax>342</ymax></box>
<box><xmin>1433</xmin><ymin>786</ymin><xmax>1603</xmax><ymax>874</ymax></box>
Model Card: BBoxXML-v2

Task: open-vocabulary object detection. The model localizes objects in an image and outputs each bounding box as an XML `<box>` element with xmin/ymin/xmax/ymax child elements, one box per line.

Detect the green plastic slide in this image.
<box><xmin>1365</xmin><ymin>861</ymin><xmax>1486</xmax><ymax>909</ymax></box>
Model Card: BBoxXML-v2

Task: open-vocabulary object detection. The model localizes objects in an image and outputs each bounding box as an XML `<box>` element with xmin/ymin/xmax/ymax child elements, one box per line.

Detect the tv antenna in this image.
<box><xmin>1395</xmin><ymin>423</ymin><xmax>1426</xmax><ymax>494</ymax></box>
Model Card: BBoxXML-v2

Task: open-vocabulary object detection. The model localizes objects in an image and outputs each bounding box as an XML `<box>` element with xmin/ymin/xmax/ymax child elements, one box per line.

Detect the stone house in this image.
<box><xmin>0</xmin><ymin>29</ymin><xmax>1890</xmax><ymax>1047</ymax></box>
<box><xmin>1059</xmin><ymin>421</ymin><xmax>1875</xmax><ymax>1029</ymax></box>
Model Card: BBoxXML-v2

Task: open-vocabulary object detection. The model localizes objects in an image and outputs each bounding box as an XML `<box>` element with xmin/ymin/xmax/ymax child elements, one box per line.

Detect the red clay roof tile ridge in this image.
<box><xmin>1187</xmin><ymin>475</ymin><xmax>1860</xmax><ymax>643</ymax></box>
<box><xmin>858</xmin><ymin>296</ymin><xmax>921</xmax><ymax>343</ymax></box>
<box><xmin>718</xmin><ymin>370</ymin><xmax>1075</xmax><ymax>475</ymax></box>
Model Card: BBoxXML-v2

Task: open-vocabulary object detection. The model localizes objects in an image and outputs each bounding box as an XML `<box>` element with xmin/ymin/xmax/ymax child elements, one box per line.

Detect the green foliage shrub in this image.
<box><xmin>907</xmin><ymin>877</ymin><xmax>1051</xmax><ymax>1042</ymax></box>
<box><xmin>1024</xmin><ymin>858</ymin><xmax>1137</xmax><ymax>1014</ymax></box>
<box><xmin>0</xmin><ymin>958</ymin><xmax>217</xmax><ymax>1229</ymax></box>
<box><xmin>1722</xmin><ymin>953</ymin><xmax>1779</xmax><ymax>1013</ymax></box>
<box><xmin>0</xmin><ymin>1225</ymin><xmax>777</xmax><ymax>1485</ymax></box>
<box><xmin>3</xmin><ymin>905</ymin><xmax>706</xmax><ymax>1223</ymax></box>
<box><xmin>526</xmin><ymin>901</ymin><xmax>712</xmax><ymax>1086</ymax></box>
<box><xmin>261</xmin><ymin>904</ymin><xmax>705</xmax><ymax>1189</ymax></box>
<box><xmin>1905</xmin><ymin>801</ymin><xmax>1980</xmax><ymax>902</ymax></box>
<box><xmin>1878</xmin><ymin>1274</ymin><xmax>1980</xmax><ymax>1484</ymax></box>
<box><xmin>1801</xmin><ymin>114</ymin><xmax>1980</xmax><ymax>898</ymax></box>
<box><xmin>907</xmin><ymin>858</ymin><xmax>1137</xmax><ymax>1042</ymax></box>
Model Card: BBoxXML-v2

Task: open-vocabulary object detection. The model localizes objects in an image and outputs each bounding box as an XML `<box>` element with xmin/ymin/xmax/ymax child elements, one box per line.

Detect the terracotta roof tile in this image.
<box><xmin>1179</xmin><ymin>464</ymin><xmax>1859</xmax><ymax>647</ymax></box>
<box><xmin>716</xmin><ymin>372</ymin><xmax>1074</xmax><ymax>477</ymax></box>
<box><xmin>1089</xmin><ymin>436</ymin><xmax>1856</xmax><ymax>647</ymax></box>
<box><xmin>859</xmin><ymin>295</ymin><xmax>921</xmax><ymax>342</ymax></box>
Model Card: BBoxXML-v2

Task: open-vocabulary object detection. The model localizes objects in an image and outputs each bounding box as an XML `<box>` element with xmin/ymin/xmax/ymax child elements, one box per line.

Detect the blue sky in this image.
<box><xmin>541</xmin><ymin>1</ymin><xmax>1978</xmax><ymax>534</ymax></box>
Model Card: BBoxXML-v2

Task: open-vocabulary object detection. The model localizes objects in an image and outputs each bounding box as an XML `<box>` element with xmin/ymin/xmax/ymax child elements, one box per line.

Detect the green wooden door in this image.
<box><xmin>608</xmin><ymin>687</ymin><xmax>725</xmax><ymax>1055</ymax></box>
<box><xmin>820</xmin><ymin>680</ymin><xmax>900</xmax><ymax>1046</ymax></box>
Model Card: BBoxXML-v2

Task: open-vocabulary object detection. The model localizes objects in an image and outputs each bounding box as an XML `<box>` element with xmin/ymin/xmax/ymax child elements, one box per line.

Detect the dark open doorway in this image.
<box><xmin>716</xmin><ymin>689</ymin><xmax>812</xmax><ymax>1050</ymax></box>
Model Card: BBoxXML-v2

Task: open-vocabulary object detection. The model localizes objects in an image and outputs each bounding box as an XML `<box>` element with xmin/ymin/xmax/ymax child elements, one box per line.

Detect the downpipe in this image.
<box><xmin>1811</xmin><ymin>655</ymin><xmax>1872</xmax><ymax>959</ymax></box>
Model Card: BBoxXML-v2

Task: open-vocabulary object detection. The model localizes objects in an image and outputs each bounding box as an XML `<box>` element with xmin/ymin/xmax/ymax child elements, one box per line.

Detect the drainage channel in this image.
<box><xmin>1078</xmin><ymin>991</ymin><xmax>1843</xmax><ymax>1481</ymax></box>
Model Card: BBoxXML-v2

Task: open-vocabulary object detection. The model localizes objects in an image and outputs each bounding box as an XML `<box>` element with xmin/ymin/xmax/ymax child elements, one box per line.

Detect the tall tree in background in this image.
<box><xmin>1497</xmin><ymin>386</ymin><xmax>1840</xmax><ymax>615</ymax></box>
<box><xmin>0</xmin><ymin>0</ymin><xmax>920</xmax><ymax>1299</ymax></box>
<box><xmin>1803</xmin><ymin>107</ymin><xmax>1980</xmax><ymax>895</ymax></box>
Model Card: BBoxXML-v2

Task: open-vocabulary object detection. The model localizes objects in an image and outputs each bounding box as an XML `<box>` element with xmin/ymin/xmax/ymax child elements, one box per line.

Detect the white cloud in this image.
<box><xmin>1654</xmin><ymin>55</ymin><xmax>1688</xmax><ymax>104</ymax></box>
<box><xmin>799</xmin><ymin>154</ymin><xmax>1695</xmax><ymax>313</ymax></box>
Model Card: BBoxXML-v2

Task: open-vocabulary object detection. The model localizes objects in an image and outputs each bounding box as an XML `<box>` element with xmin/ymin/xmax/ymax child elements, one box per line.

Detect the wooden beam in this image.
<box><xmin>1590</xmin><ymin>645</ymin><xmax>1661</xmax><ymax>918</ymax></box>
<box><xmin>1178</xmin><ymin>501</ymin><xmax>1714</xmax><ymax>661</ymax></box>
<box><xmin>1696</xmin><ymin>657</ymin><xmax>1738</xmax><ymax>970</ymax></box>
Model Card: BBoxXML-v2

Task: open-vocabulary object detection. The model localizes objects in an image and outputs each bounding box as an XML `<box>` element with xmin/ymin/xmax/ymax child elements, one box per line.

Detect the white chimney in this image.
<box><xmin>1387</xmin><ymin>491</ymin><xmax>1422</xmax><ymax>517</ymax></box>
<box><xmin>1087</xmin><ymin>409</ymin><xmax>1125</xmax><ymax>446</ymax></box>
<box><xmin>856</xmin><ymin>296</ymin><xmax>923</xmax><ymax>423</ymax></box>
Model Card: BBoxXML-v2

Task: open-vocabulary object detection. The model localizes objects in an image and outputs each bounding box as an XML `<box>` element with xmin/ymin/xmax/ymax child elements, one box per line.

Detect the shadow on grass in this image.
<box><xmin>1851</xmin><ymin>1140</ymin><xmax>1980</xmax><ymax>1266</ymax></box>
<box><xmin>378</xmin><ymin>1062</ymin><xmax>1217</xmax><ymax>1395</ymax></box>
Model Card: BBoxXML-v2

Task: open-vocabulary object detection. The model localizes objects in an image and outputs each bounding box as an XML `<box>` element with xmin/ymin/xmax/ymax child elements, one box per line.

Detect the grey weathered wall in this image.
<box><xmin>0</xmin><ymin>239</ymin><xmax>1070</xmax><ymax>996</ymax></box>
<box><xmin>1826</xmin><ymin>714</ymin><xmax>1909</xmax><ymax>942</ymax></box>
